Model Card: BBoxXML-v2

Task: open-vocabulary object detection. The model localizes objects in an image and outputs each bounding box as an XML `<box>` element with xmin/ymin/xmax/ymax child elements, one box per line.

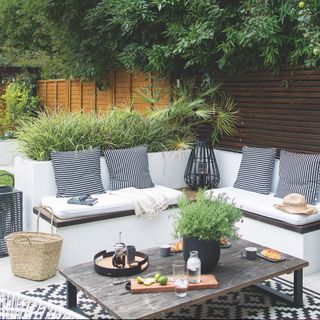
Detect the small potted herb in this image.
<box><xmin>174</xmin><ymin>190</ymin><xmax>242</xmax><ymax>273</ymax></box>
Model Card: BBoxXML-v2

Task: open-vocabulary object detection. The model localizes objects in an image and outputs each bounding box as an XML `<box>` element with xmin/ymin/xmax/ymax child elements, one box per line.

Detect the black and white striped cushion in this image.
<box><xmin>51</xmin><ymin>149</ymin><xmax>105</xmax><ymax>198</ymax></box>
<box><xmin>233</xmin><ymin>146</ymin><xmax>276</xmax><ymax>194</ymax></box>
<box><xmin>275</xmin><ymin>150</ymin><xmax>320</xmax><ymax>204</ymax></box>
<box><xmin>104</xmin><ymin>145</ymin><xmax>154</xmax><ymax>190</ymax></box>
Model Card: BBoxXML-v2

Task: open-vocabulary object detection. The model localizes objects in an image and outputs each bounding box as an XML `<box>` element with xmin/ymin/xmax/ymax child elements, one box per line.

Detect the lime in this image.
<box><xmin>136</xmin><ymin>276</ymin><xmax>144</xmax><ymax>284</ymax></box>
<box><xmin>154</xmin><ymin>272</ymin><xmax>162</xmax><ymax>282</ymax></box>
<box><xmin>158</xmin><ymin>275</ymin><xmax>168</xmax><ymax>286</ymax></box>
<box><xmin>143</xmin><ymin>278</ymin><xmax>156</xmax><ymax>286</ymax></box>
<box><xmin>298</xmin><ymin>1</ymin><xmax>305</xmax><ymax>9</ymax></box>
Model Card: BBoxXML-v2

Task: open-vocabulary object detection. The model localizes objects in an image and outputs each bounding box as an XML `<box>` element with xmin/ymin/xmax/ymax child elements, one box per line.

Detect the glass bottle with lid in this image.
<box><xmin>187</xmin><ymin>251</ymin><xmax>201</xmax><ymax>284</ymax></box>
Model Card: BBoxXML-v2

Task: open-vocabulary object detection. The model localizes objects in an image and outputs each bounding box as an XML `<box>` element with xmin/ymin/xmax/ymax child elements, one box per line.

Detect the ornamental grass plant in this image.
<box><xmin>16</xmin><ymin>110</ymin><xmax>193</xmax><ymax>161</ymax></box>
<box><xmin>16</xmin><ymin>113</ymin><xmax>107</xmax><ymax>161</ymax></box>
<box><xmin>16</xmin><ymin>83</ymin><xmax>237</xmax><ymax>161</ymax></box>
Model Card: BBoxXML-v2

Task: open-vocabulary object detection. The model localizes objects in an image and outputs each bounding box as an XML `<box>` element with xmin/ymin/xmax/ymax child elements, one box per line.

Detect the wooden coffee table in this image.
<box><xmin>60</xmin><ymin>239</ymin><xmax>308</xmax><ymax>319</ymax></box>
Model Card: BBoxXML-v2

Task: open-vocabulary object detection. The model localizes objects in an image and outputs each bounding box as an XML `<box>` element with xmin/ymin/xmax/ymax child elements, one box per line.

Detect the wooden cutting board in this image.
<box><xmin>131</xmin><ymin>274</ymin><xmax>218</xmax><ymax>293</ymax></box>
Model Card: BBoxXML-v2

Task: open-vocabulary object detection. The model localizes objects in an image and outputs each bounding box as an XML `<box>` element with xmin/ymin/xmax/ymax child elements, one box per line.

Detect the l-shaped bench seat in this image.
<box><xmin>39</xmin><ymin>185</ymin><xmax>183</xmax><ymax>222</ymax></box>
<box><xmin>33</xmin><ymin>186</ymin><xmax>186</xmax><ymax>268</ymax></box>
<box><xmin>208</xmin><ymin>187</ymin><xmax>320</xmax><ymax>232</ymax></box>
<box><xmin>18</xmin><ymin>148</ymin><xmax>320</xmax><ymax>273</ymax></box>
<box><xmin>207</xmin><ymin>186</ymin><xmax>320</xmax><ymax>275</ymax></box>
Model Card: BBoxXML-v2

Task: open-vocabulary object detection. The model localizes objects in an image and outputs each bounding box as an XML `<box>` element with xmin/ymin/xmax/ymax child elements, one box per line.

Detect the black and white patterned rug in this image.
<box><xmin>22</xmin><ymin>278</ymin><xmax>320</xmax><ymax>319</ymax></box>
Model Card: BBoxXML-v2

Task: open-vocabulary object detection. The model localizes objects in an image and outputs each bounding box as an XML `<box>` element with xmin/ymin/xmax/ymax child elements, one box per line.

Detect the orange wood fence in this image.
<box><xmin>37</xmin><ymin>70</ymin><xmax>170</xmax><ymax>114</ymax></box>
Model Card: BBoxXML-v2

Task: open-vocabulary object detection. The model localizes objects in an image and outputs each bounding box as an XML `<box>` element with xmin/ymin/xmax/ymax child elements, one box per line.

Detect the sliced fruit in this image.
<box><xmin>136</xmin><ymin>276</ymin><xmax>144</xmax><ymax>284</ymax></box>
<box><xmin>143</xmin><ymin>278</ymin><xmax>156</xmax><ymax>286</ymax></box>
<box><xmin>158</xmin><ymin>275</ymin><xmax>168</xmax><ymax>286</ymax></box>
<box><xmin>154</xmin><ymin>272</ymin><xmax>162</xmax><ymax>282</ymax></box>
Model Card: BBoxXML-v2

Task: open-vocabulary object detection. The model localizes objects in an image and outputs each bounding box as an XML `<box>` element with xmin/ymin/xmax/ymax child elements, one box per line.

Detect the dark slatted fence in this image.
<box><xmin>212</xmin><ymin>66</ymin><xmax>320</xmax><ymax>154</ymax></box>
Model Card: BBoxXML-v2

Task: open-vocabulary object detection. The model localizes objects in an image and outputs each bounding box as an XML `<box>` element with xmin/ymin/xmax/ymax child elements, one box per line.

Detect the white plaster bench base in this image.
<box><xmin>237</xmin><ymin>217</ymin><xmax>319</xmax><ymax>275</ymax></box>
<box><xmin>38</xmin><ymin>208</ymin><xmax>178</xmax><ymax>269</ymax></box>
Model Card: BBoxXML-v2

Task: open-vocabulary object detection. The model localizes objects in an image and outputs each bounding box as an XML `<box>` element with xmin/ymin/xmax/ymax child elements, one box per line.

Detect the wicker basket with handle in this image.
<box><xmin>5</xmin><ymin>206</ymin><xmax>63</xmax><ymax>281</ymax></box>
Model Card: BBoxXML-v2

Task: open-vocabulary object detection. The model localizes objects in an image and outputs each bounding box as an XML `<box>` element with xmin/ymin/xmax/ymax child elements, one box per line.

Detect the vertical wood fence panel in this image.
<box><xmin>212</xmin><ymin>66</ymin><xmax>320</xmax><ymax>154</ymax></box>
<box><xmin>37</xmin><ymin>70</ymin><xmax>170</xmax><ymax>113</ymax></box>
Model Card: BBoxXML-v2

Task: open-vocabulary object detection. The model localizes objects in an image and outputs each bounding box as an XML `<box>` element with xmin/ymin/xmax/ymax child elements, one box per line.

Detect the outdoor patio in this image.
<box><xmin>1</xmin><ymin>1</ymin><xmax>320</xmax><ymax>319</ymax></box>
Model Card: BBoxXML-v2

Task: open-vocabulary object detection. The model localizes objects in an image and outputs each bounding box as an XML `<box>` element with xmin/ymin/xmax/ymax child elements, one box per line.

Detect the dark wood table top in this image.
<box><xmin>60</xmin><ymin>239</ymin><xmax>308</xmax><ymax>319</ymax></box>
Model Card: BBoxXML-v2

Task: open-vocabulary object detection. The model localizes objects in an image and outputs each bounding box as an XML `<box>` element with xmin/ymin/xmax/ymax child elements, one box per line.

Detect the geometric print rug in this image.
<box><xmin>22</xmin><ymin>278</ymin><xmax>320</xmax><ymax>319</ymax></box>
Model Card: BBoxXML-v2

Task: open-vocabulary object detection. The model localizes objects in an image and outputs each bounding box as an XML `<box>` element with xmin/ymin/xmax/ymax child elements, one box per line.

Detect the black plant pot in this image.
<box><xmin>183</xmin><ymin>237</ymin><xmax>221</xmax><ymax>273</ymax></box>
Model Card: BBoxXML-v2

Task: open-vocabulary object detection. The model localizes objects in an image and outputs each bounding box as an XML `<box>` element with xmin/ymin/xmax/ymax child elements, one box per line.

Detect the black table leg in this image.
<box><xmin>254</xmin><ymin>269</ymin><xmax>303</xmax><ymax>308</ymax></box>
<box><xmin>293</xmin><ymin>269</ymin><xmax>303</xmax><ymax>307</ymax></box>
<box><xmin>66</xmin><ymin>281</ymin><xmax>88</xmax><ymax>317</ymax></box>
<box><xmin>67</xmin><ymin>280</ymin><xmax>77</xmax><ymax>309</ymax></box>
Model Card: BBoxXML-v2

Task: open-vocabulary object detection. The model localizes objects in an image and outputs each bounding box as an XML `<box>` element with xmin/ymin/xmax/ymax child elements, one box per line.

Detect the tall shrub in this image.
<box><xmin>0</xmin><ymin>73</ymin><xmax>40</xmax><ymax>134</ymax></box>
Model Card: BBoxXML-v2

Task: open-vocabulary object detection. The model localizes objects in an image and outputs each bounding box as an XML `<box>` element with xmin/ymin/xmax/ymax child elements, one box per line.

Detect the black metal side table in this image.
<box><xmin>0</xmin><ymin>174</ymin><xmax>22</xmax><ymax>257</ymax></box>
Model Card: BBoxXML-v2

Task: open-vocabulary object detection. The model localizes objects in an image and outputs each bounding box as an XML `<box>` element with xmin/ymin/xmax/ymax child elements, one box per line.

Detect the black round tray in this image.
<box><xmin>94</xmin><ymin>250</ymin><xmax>149</xmax><ymax>277</ymax></box>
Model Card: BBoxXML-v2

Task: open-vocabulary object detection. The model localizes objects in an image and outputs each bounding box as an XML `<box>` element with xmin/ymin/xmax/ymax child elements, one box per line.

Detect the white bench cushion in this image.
<box><xmin>41</xmin><ymin>185</ymin><xmax>183</xmax><ymax>220</ymax></box>
<box><xmin>207</xmin><ymin>187</ymin><xmax>320</xmax><ymax>226</ymax></box>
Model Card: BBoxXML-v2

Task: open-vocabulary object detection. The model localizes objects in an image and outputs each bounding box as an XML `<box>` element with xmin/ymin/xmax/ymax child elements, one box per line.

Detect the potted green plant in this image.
<box><xmin>174</xmin><ymin>190</ymin><xmax>242</xmax><ymax>273</ymax></box>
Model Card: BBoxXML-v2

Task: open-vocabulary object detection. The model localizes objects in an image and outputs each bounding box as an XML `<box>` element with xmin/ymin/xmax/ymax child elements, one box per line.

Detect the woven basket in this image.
<box><xmin>5</xmin><ymin>206</ymin><xmax>63</xmax><ymax>281</ymax></box>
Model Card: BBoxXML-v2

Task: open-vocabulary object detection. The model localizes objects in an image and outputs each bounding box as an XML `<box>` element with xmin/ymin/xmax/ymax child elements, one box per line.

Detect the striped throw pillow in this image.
<box><xmin>234</xmin><ymin>146</ymin><xmax>276</xmax><ymax>194</ymax></box>
<box><xmin>275</xmin><ymin>150</ymin><xmax>320</xmax><ymax>205</ymax></box>
<box><xmin>104</xmin><ymin>145</ymin><xmax>154</xmax><ymax>190</ymax></box>
<box><xmin>51</xmin><ymin>149</ymin><xmax>105</xmax><ymax>198</ymax></box>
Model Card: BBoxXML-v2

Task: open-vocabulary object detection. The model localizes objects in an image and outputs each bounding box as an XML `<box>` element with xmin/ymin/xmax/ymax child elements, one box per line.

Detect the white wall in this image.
<box><xmin>15</xmin><ymin>149</ymin><xmax>191</xmax><ymax>231</ymax></box>
<box><xmin>0</xmin><ymin>140</ymin><xmax>20</xmax><ymax>166</ymax></box>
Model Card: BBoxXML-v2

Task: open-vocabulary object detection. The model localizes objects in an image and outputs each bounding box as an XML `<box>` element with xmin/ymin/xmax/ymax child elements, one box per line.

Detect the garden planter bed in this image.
<box><xmin>0</xmin><ymin>140</ymin><xmax>19</xmax><ymax>166</ymax></box>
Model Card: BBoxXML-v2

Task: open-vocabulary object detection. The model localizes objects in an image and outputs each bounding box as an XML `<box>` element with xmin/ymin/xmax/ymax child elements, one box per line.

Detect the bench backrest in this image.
<box><xmin>215</xmin><ymin>148</ymin><xmax>280</xmax><ymax>193</ymax></box>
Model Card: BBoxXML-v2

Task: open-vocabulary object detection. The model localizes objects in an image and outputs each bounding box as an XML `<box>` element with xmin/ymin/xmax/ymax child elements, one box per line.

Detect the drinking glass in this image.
<box><xmin>172</xmin><ymin>262</ymin><xmax>188</xmax><ymax>297</ymax></box>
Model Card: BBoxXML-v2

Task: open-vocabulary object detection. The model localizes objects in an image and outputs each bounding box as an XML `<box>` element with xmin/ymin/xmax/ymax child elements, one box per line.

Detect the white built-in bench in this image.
<box><xmin>15</xmin><ymin>150</ymin><xmax>190</xmax><ymax>268</ymax></box>
<box><xmin>213</xmin><ymin>149</ymin><xmax>320</xmax><ymax>275</ymax></box>
<box><xmin>15</xmin><ymin>148</ymin><xmax>320</xmax><ymax>273</ymax></box>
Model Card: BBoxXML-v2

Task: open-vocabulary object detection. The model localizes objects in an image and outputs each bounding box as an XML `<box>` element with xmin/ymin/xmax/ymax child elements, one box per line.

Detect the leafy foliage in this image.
<box><xmin>0</xmin><ymin>0</ymin><xmax>319</xmax><ymax>80</ymax></box>
<box><xmin>174</xmin><ymin>190</ymin><xmax>243</xmax><ymax>241</ymax></box>
<box><xmin>0</xmin><ymin>0</ymin><xmax>64</xmax><ymax>78</ymax></box>
<box><xmin>16</xmin><ymin>83</ymin><xmax>237</xmax><ymax>160</ymax></box>
<box><xmin>0</xmin><ymin>170</ymin><xmax>14</xmax><ymax>187</ymax></box>
<box><xmin>0</xmin><ymin>73</ymin><xmax>40</xmax><ymax>134</ymax></box>
<box><xmin>16</xmin><ymin>113</ymin><xmax>107</xmax><ymax>161</ymax></box>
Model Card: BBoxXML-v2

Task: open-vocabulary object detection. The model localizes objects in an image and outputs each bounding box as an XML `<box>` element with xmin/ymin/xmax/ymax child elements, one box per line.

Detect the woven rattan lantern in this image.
<box><xmin>184</xmin><ymin>140</ymin><xmax>220</xmax><ymax>190</ymax></box>
<box><xmin>0</xmin><ymin>174</ymin><xmax>22</xmax><ymax>256</ymax></box>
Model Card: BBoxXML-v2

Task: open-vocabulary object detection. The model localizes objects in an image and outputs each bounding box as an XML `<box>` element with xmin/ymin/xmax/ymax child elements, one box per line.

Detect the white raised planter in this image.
<box><xmin>0</xmin><ymin>140</ymin><xmax>20</xmax><ymax>166</ymax></box>
<box><xmin>15</xmin><ymin>149</ymin><xmax>191</xmax><ymax>231</ymax></box>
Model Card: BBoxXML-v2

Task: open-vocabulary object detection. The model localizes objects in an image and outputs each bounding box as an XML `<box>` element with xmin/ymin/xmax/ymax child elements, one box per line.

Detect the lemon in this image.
<box><xmin>154</xmin><ymin>272</ymin><xmax>162</xmax><ymax>282</ymax></box>
<box><xmin>298</xmin><ymin>1</ymin><xmax>305</xmax><ymax>9</ymax></box>
<box><xmin>143</xmin><ymin>278</ymin><xmax>156</xmax><ymax>286</ymax></box>
<box><xmin>136</xmin><ymin>276</ymin><xmax>144</xmax><ymax>284</ymax></box>
<box><xmin>158</xmin><ymin>275</ymin><xmax>168</xmax><ymax>286</ymax></box>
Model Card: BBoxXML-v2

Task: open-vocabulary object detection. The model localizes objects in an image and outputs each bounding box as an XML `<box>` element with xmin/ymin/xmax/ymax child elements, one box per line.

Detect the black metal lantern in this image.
<box><xmin>184</xmin><ymin>140</ymin><xmax>220</xmax><ymax>190</ymax></box>
<box><xmin>0</xmin><ymin>174</ymin><xmax>22</xmax><ymax>256</ymax></box>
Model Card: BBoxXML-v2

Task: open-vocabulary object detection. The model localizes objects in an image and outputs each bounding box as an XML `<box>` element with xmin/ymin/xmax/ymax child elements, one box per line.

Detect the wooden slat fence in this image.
<box><xmin>37</xmin><ymin>66</ymin><xmax>320</xmax><ymax>154</ymax></box>
<box><xmin>37</xmin><ymin>70</ymin><xmax>170</xmax><ymax>114</ymax></box>
<box><xmin>211</xmin><ymin>66</ymin><xmax>320</xmax><ymax>154</ymax></box>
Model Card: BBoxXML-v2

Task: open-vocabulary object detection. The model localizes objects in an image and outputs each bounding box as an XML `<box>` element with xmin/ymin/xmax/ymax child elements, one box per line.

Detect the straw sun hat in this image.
<box><xmin>274</xmin><ymin>193</ymin><xmax>317</xmax><ymax>215</ymax></box>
